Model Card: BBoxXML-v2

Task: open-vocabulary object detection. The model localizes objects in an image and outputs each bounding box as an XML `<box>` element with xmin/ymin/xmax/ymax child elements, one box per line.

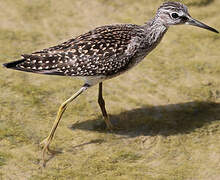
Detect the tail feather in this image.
<box><xmin>3</xmin><ymin>59</ymin><xmax>26</xmax><ymax>69</ymax></box>
<box><xmin>3</xmin><ymin>55</ymin><xmax>65</xmax><ymax>76</ymax></box>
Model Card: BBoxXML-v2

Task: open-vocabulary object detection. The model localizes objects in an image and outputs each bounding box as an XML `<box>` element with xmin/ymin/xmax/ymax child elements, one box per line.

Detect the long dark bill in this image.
<box><xmin>186</xmin><ymin>17</ymin><xmax>219</xmax><ymax>33</ymax></box>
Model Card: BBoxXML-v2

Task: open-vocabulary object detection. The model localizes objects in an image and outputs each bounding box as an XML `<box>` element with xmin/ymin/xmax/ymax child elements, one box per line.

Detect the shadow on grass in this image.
<box><xmin>70</xmin><ymin>101</ymin><xmax>220</xmax><ymax>137</ymax></box>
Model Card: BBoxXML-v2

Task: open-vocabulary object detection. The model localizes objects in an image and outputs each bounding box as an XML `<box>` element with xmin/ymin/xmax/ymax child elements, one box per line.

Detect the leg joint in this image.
<box><xmin>60</xmin><ymin>103</ymin><xmax>67</xmax><ymax>111</ymax></box>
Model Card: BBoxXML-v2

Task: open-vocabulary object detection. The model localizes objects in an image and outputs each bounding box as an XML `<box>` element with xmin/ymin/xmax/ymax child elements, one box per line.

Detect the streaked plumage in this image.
<box><xmin>3</xmin><ymin>1</ymin><xmax>218</xmax><ymax>166</ymax></box>
<box><xmin>4</xmin><ymin>23</ymin><xmax>166</xmax><ymax>85</ymax></box>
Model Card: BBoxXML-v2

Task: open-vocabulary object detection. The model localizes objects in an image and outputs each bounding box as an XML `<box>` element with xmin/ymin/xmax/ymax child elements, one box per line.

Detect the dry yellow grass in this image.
<box><xmin>0</xmin><ymin>0</ymin><xmax>220</xmax><ymax>179</ymax></box>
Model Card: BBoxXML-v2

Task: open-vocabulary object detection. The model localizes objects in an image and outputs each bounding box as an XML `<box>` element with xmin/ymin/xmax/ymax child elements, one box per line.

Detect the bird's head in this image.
<box><xmin>156</xmin><ymin>1</ymin><xmax>218</xmax><ymax>33</ymax></box>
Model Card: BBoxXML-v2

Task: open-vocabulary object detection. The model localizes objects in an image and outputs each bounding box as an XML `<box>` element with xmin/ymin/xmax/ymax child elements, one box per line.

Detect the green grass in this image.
<box><xmin>0</xmin><ymin>0</ymin><xmax>220</xmax><ymax>179</ymax></box>
<box><xmin>0</xmin><ymin>152</ymin><xmax>11</xmax><ymax>167</ymax></box>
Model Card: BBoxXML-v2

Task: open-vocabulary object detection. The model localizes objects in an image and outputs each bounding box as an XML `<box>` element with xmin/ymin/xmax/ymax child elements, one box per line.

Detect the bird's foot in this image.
<box><xmin>105</xmin><ymin>121</ymin><xmax>114</xmax><ymax>131</ymax></box>
<box><xmin>40</xmin><ymin>137</ymin><xmax>60</xmax><ymax>167</ymax></box>
<box><xmin>40</xmin><ymin>138</ymin><xmax>52</xmax><ymax>153</ymax></box>
<box><xmin>105</xmin><ymin>119</ymin><xmax>122</xmax><ymax>131</ymax></box>
<box><xmin>40</xmin><ymin>137</ymin><xmax>51</xmax><ymax>167</ymax></box>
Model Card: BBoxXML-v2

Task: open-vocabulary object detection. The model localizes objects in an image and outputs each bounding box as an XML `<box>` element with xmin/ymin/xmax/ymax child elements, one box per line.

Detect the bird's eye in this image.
<box><xmin>171</xmin><ymin>13</ymin><xmax>179</xmax><ymax>19</ymax></box>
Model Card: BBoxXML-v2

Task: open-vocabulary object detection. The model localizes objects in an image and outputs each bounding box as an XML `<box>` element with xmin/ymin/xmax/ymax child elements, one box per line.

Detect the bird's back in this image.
<box><xmin>4</xmin><ymin>24</ymin><xmax>149</xmax><ymax>77</ymax></box>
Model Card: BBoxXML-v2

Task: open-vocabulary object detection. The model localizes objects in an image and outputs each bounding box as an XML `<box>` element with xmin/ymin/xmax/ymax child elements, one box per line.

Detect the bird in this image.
<box><xmin>3</xmin><ymin>1</ymin><xmax>219</xmax><ymax>166</ymax></box>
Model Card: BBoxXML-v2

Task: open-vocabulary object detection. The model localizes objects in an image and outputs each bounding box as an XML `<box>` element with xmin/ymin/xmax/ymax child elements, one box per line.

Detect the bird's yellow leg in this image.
<box><xmin>40</xmin><ymin>85</ymin><xmax>88</xmax><ymax>166</ymax></box>
<box><xmin>98</xmin><ymin>83</ymin><xmax>114</xmax><ymax>130</ymax></box>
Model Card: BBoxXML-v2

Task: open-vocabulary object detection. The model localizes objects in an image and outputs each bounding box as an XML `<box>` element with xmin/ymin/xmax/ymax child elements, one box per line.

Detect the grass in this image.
<box><xmin>0</xmin><ymin>0</ymin><xmax>220</xmax><ymax>179</ymax></box>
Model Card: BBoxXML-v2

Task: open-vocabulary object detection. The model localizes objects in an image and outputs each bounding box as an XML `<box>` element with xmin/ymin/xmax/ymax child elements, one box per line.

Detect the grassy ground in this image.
<box><xmin>0</xmin><ymin>0</ymin><xmax>220</xmax><ymax>179</ymax></box>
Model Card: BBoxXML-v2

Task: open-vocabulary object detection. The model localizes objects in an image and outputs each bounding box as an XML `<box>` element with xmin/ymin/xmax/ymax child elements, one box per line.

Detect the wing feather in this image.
<box><xmin>4</xmin><ymin>24</ymin><xmax>144</xmax><ymax>77</ymax></box>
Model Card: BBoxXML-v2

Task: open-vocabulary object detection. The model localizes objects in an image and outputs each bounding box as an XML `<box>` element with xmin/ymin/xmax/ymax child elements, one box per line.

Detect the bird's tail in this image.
<box><xmin>3</xmin><ymin>55</ymin><xmax>64</xmax><ymax>76</ymax></box>
<box><xmin>3</xmin><ymin>59</ymin><xmax>26</xmax><ymax>70</ymax></box>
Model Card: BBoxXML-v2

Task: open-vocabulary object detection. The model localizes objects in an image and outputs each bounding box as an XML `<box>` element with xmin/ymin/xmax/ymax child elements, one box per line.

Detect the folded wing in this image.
<box><xmin>3</xmin><ymin>24</ymin><xmax>143</xmax><ymax>77</ymax></box>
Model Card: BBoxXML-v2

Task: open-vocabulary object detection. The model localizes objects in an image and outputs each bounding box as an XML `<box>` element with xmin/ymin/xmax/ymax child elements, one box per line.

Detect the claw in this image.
<box><xmin>40</xmin><ymin>137</ymin><xmax>62</xmax><ymax>167</ymax></box>
<box><xmin>40</xmin><ymin>137</ymin><xmax>53</xmax><ymax>167</ymax></box>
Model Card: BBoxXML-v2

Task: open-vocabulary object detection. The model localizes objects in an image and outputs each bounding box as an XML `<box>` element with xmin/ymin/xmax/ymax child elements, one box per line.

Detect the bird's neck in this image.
<box><xmin>142</xmin><ymin>17</ymin><xmax>168</xmax><ymax>44</ymax></box>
